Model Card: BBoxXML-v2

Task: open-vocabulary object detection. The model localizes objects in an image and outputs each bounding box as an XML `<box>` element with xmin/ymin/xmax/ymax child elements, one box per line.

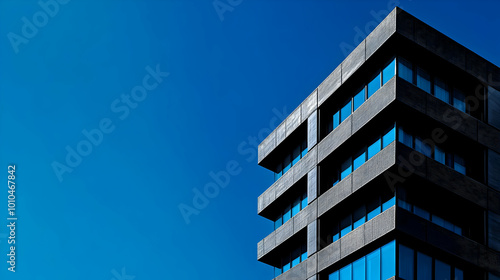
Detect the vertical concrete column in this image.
<box><xmin>307</xmin><ymin>220</ymin><xmax>317</xmax><ymax>257</ymax></box>
<box><xmin>308</xmin><ymin>110</ymin><xmax>318</xmax><ymax>151</ymax></box>
<box><xmin>307</xmin><ymin>167</ymin><xmax>317</xmax><ymax>203</ymax></box>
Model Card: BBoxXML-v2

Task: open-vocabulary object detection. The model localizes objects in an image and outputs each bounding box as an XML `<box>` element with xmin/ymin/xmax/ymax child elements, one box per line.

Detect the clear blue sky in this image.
<box><xmin>0</xmin><ymin>0</ymin><xmax>498</xmax><ymax>279</ymax></box>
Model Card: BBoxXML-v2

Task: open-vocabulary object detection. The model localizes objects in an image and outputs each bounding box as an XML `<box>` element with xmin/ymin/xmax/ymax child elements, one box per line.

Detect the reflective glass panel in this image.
<box><xmin>381</xmin><ymin>241</ymin><xmax>396</xmax><ymax>279</ymax></box>
<box><xmin>340</xmin><ymin>214</ymin><xmax>352</xmax><ymax>237</ymax></box>
<box><xmin>454</xmin><ymin>155</ymin><xmax>466</xmax><ymax>174</ymax></box>
<box><xmin>434</xmin><ymin>78</ymin><xmax>450</xmax><ymax>103</ymax></box>
<box><xmin>330</xmin><ymin>271</ymin><xmax>340</xmax><ymax>280</ymax></box>
<box><xmin>416</xmin><ymin>68</ymin><xmax>431</xmax><ymax>93</ymax></box>
<box><xmin>292</xmin><ymin>146</ymin><xmax>301</xmax><ymax>165</ymax></box>
<box><xmin>353</xmin><ymin>206</ymin><xmax>366</xmax><ymax>229</ymax></box>
<box><xmin>432</xmin><ymin>215</ymin><xmax>445</xmax><ymax>227</ymax></box>
<box><xmin>382</xmin><ymin>197</ymin><xmax>396</xmax><ymax>211</ymax></box>
<box><xmin>415</xmin><ymin>137</ymin><xmax>432</xmax><ymax>157</ymax></box>
<box><xmin>341</xmin><ymin>100</ymin><xmax>352</xmax><ymax>123</ymax></box>
<box><xmin>413</xmin><ymin>206</ymin><xmax>430</xmax><ymax>220</ymax></box>
<box><xmin>454</xmin><ymin>268</ymin><xmax>463</xmax><ymax>280</ymax></box>
<box><xmin>291</xmin><ymin>247</ymin><xmax>301</xmax><ymax>267</ymax></box>
<box><xmin>354</xmin><ymin>88</ymin><xmax>366</xmax><ymax>111</ymax></box>
<box><xmin>368</xmin><ymin>73</ymin><xmax>381</xmax><ymax>98</ymax></box>
<box><xmin>398</xmin><ymin>199</ymin><xmax>412</xmax><ymax>211</ymax></box>
<box><xmin>383</xmin><ymin>58</ymin><xmax>396</xmax><ymax>85</ymax></box>
<box><xmin>382</xmin><ymin>126</ymin><xmax>396</xmax><ymax>148</ymax></box>
<box><xmin>283</xmin><ymin>205</ymin><xmax>291</xmax><ymax>223</ymax></box>
<box><xmin>292</xmin><ymin>198</ymin><xmax>300</xmax><ymax>216</ymax></box>
<box><xmin>398</xmin><ymin>128</ymin><xmax>413</xmax><ymax>148</ymax></box>
<box><xmin>366</xmin><ymin>248</ymin><xmax>381</xmax><ymax>280</ymax></box>
<box><xmin>435</xmin><ymin>259</ymin><xmax>451</xmax><ymax>280</ymax></box>
<box><xmin>367</xmin><ymin>138</ymin><xmax>381</xmax><ymax>160</ymax></box>
<box><xmin>353</xmin><ymin>257</ymin><xmax>366</xmax><ymax>280</ymax></box>
<box><xmin>398</xmin><ymin>58</ymin><xmax>413</xmax><ymax>83</ymax></box>
<box><xmin>399</xmin><ymin>244</ymin><xmax>414</xmax><ymax>280</ymax></box>
<box><xmin>274</xmin><ymin>216</ymin><xmax>282</xmax><ymax>230</ymax></box>
<box><xmin>340</xmin><ymin>264</ymin><xmax>352</xmax><ymax>280</ymax></box>
<box><xmin>367</xmin><ymin>198</ymin><xmax>381</xmax><ymax>221</ymax></box>
<box><xmin>283</xmin><ymin>155</ymin><xmax>291</xmax><ymax>173</ymax></box>
<box><xmin>453</xmin><ymin>89</ymin><xmax>466</xmax><ymax>112</ymax></box>
<box><xmin>333</xmin><ymin>111</ymin><xmax>340</xmax><ymax>130</ymax></box>
<box><xmin>301</xmin><ymin>193</ymin><xmax>308</xmax><ymax>209</ymax></box>
<box><xmin>341</xmin><ymin>157</ymin><xmax>352</xmax><ymax>180</ymax></box>
<box><xmin>417</xmin><ymin>252</ymin><xmax>432</xmax><ymax>280</ymax></box>
<box><xmin>435</xmin><ymin>146</ymin><xmax>446</xmax><ymax>164</ymax></box>
<box><xmin>353</xmin><ymin>149</ymin><xmax>366</xmax><ymax>170</ymax></box>
<box><xmin>454</xmin><ymin>225</ymin><xmax>462</xmax><ymax>235</ymax></box>
<box><xmin>275</xmin><ymin>266</ymin><xmax>282</xmax><ymax>277</ymax></box>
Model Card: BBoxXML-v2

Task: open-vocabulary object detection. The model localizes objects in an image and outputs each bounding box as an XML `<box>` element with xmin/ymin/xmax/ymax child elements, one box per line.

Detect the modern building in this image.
<box><xmin>257</xmin><ymin>7</ymin><xmax>500</xmax><ymax>280</ymax></box>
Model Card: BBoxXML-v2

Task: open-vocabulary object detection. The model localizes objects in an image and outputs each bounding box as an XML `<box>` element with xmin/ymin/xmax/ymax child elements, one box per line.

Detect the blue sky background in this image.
<box><xmin>0</xmin><ymin>0</ymin><xmax>499</xmax><ymax>279</ymax></box>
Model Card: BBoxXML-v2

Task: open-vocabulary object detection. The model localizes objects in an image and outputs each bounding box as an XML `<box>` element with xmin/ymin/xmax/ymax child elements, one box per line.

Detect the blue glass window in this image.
<box><xmin>282</xmin><ymin>255</ymin><xmax>291</xmax><ymax>273</ymax></box>
<box><xmin>283</xmin><ymin>155</ymin><xmax>291</xmax><ymax>173</ymax></box>
<box><xmin>367</xmin><ymin>198</ymin><xmax>381</xmax><ymax>221</ymax></box>
<box><xmin>417</xmin><ymin>252</ymin><xmax>432</xmax><ymax>280</ymax></box>
<box><xmin>398</xmin><ymin>127</ymin><xmax>413</xmax><ymax>148</ymax></box>
<box><xmin>454</xmin><ymin>155</ymin><xmax>466</xmax><ymax>175</ymax></box>
<box><xmin>381</xmin><ymin>240</ymin><xmax>396</xmax><ymax>279</ymax></box>
<box><xmin>333</xmin><ymin>111</ymin><xmax>340</xmax><ymax>130</ymax></box>
<box><xmin>414</xmin><ymin>206</ymin><xmax>430</xmax><ymax>220</ymax></box>
<box><xmin>399</xmin><ymin>244</ymin><xmax>414</xmax><ymax>280</ymax></box>
<box><xmin>353</xmin><ymin>257</ymin><xmax>366</xmax><ymax>280</ymax></box>
<box><xmin>443</xmin><ymin>220</ymin><xmax>454</xmax><ymax>231</ymax></box>
<box><xmin>416</xmin><ymin>68</ymin><xmax>431</xmax><ymax>93</ymax></box>
<box><xmin>340</xmin><ymin>214</ymin><xmax>352</xmax><ymax>237</ymax></box>
<box><xmin>367</xmin><ymin>138</ymin><xmax>381</xmax><ymax>160</ymax></box>
<box><xmin>341</xmin><ymin>157</ymin><xmax>352</xmax><ymax>180</ymax></box>
<box><xmin>353</xmin><ymin>206</ymin><xmax>366</xmax><ymax>229</ymax></box>
<box><xmin>330</xmin><ymin>271</ymin><xmax>340</xmax><ymax>280</ymax></box>
<box><xmin>454</xmin><ymin>268</ymin><xmax>463</xmax><ymax>280</ymax></box>
<box><xmin>275</xmin><ymin>162</ymin><xmax>283</xmax><ymax>181</ymax></box>
<box><xmin>415</xmin><ymin>137</ymin><xmax>432</xmax><ymax>157</ymax></box>
<box><xmin>434</xmin><ymin>146</ymin><xmax>445</xmax><ymax>164</ymax></box>
<box><xmin>435</xmin><ymin>260</ymin><xmax>451</xmax><ymax>280</ymax></box>
<box><xmin>353</xmin><ymin>149</ymin><xmax>366</xmax><ymax>170</ymax></box>
<box><xmin>340</xmin><ymin>264</ymin><xmax>352</xmax><ymax>280</ymax></box>
<box><xmin>291</xmin><ymin>247</ymin><xmax>301</xmax><ymax>267</ymax></box>
<box><xmin>368</xmin><ymin>73</ymin><xmax>381</xmax><ymax>98</ymax></box>
<box><xmin>383</xmin><ymin>58</ymin><xmax>396</xmax><ymax>85</ymax></box>
<box><xmin>454</xmin><ymin>225</ymin><xmax>462</xmax><ymax>235</ymax></box>
<box><xmin>453</xmin><ymin>89</ymin><xmax>466</xmax><ymax>112</ymax></box>
<box><xmin>434</xmin><ymin>78</ymin><xmax>450</xmax><ymax>103</ymax></box>
<box><xmin>398</xmin><ymin>58</ymin><xmax>413</xmax><ymax>83</ymax></box>
<box><xmin>341</xmin><ymin>100</ymin><xmax>352</xmax><ymax>123</ymax></box>
<box><xmin>332</xmin><ymin>223</ymin><xmax>340</xmax><ymax>242</ymax></box>
<box><xmin>301</xmin><ymin>244</ymin><xmax>307</xmax><ymax>261</ymax></box>
<box><xmin>301</xmin><ymin>140</ymin><xmax>308</xmax><ymax>158</ymax></box>
<box><xmin>292</xmin><ymin>146</ymin><xmax>301</xmax><ymax>165</ymax></box>
<box><xmin>354</xmin><ymin>88</ymin><xmax>366</xmax><ymax>112</ymax></box>
<box><xmin>366</xmin><ymin>248</ymin><xmax>381</xmax><ymax>280</ymax></box>
<box><xmin>275</xmin><ymin>266</ymin><xmax>282</xmax><ymax>277</ymax></box>
<box><xmin>432</xmin><ymin>215</ymin><xmax>445</xmax><ymax>227</ymax></box>
<box><xmin>301</xmin><ymin>193</ymin><xmax>308</xmax><ymax>209</ymax></box>
<box><xmin>398</xmin><ymin>199</ymin><xmax>412</xmax><ymax>211</ymax></box>
<box><xmin>292</xmin><ymin>198</ymin><xmax>300</xmax><ymax>216</ymax></box>
<box><xmin>382</xmin><ymin>126</ymin><xmax>396</xmax><ymax>148</ymax></box>
<box><xmin>382</xmin><ymin>197</ymin><xmax>395</xmax><ymax>211</ymax></box>
<box><xmin>283</xmin><ymin>205</ymin><xmax>291</xmax><ymax>223</ymax></box>
<box><xmin>274</xmin><ymin>216</ymin><xmax>282</xmax><ymax>230</ymax></box>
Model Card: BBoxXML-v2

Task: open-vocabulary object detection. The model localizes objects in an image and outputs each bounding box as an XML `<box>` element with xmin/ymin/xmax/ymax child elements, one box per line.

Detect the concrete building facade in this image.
<box><xmin>257</xmin><ymin>7</ymin><xmax>500</xmax><ymax>280</ymax></box>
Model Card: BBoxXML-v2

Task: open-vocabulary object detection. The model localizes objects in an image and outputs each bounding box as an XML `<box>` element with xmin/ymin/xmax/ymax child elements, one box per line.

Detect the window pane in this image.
<box><xmin>398</xmin><ymin>199</ymin><xmax>412</xmax><ymax>211</ymax></box>
<box><xmin>301</xmin><ymin>243</ymin><xmax>308</xmax><ymax>261</ymax></box>
<box><xmin>383</xmin><ymin>59</ymin><xmax>396</xmax><ymax>85</ymax></box>
<box><xmin>399</xmin><ymin>244</ymin><xmax>414</xmax><ymax>280</ymax></box>
<box><xmin>301</xmin><ymin>139</ymin><xmax>308</xmax><ymax>158</ymax></box>
<box><xmin>382</xmin><ymin>196</ymin><xmax>396</xmax><ymax>211</ymax></box>
<box><xmin>382</xmin><ymin>126</ymin><xmax>396</xmax><ymax>148</ymax></box>
<box><xmin>454</xmin><ymin>155</ymin><xmax>466</xmax><ymax>174</ymax></box>
<box><xmin>283</xmin><ymin>254</ymin><xmax>291</xmax><ymax>273</ymax></box>
<box><xmin>368</xmin><ymin>73</ymin><xmax>381</xmax><ymax>98</ymax></box>
<box><xmin>283</xmin><ymin>155</ymin><xmax>291</xmax><ymax>173</ymax></box>
<box><xmin>435</xmin><ymin>260</ymin><xmax>451</xmax><ymax>280</ymax></box>
<box><xmin>435</xmin><ymin>146</ymin><xmax>446</xmax><ymax>164</ymax></box>
<box><xmin>398</xmin><ymin>127</ymin><xmax>413</xmax><ymax>148</ymax></box>
<box><xmin>330</xmin><ymin>271</ymin><xmax>340</xmax><ymax>280</ymax></box>
<box><xmin>432</xmin><ymin>215</ymin><xmax>445</xmax><ymax>227</ymax></box>
<box><xmin>275</xmin><ymin>216</ymin><xmax>282</xmax><ymax>230</ymax></box>
<box><xmin>353</xmin><ymin>206</ymin><xmax>366</xmax><ymax>229</ymax></box>
<box><xmin>398</xmin><ymin>58</ymin><xmax>413</xmax><ymax>83</ymax></box>
<box><xmin>291</xmin><ymin>247</ymin><xmax>301</xmax><ymax>267</ymax></box>
<box><xmin>453</xmin><ymin>89</ymin><xmax>466</xmax><ymax>112</ymax></box>
<box><xmin>301</xmin><ymin>193</ymin><xmax>308</xmax><ymax>209</ymax></box>
<box><xmin>353</xmin><ymin>149</ymin><xmax>366</xmax><ymax>170</ymax></box>
<box><xmin>434</xmin><ymin>78</ymin><xmax>450</xmax><ymax>103</ymax></box>
<box><xmin>415</xmin><ymin>137</ymin><xmax>432</xmax><ymax>157</ymax></box>
<box><xmin>367</xmin><ymin>198</ymin><xmax>381</xmax><ymax>221</ymax></box>
<box><xmin>341</xmin><ymin>100</ymin><xmax>352</xmax><ymax>123</ymax></box>
<box><xmin>283</xmin><ymin>205</ymin><xmax>291</xmax><ymax>223</ymax></box>
<box><xmin>275</xmin><ymin>266</ymin><xmax>282</xmax><ymax>277</ymax></box>
<box><xmin>275</xmin><ymin>162</ymin><xmax>283</xmax><ymax>181</ymax></box>
<box><xmin>443</xmin><ymin>220</ymin><xmax>454</xmax><ymax>231</ymax></box>
<box><xmin>333</xmin><ymin>111</ymin><xmax>340</xmax><ymax>130</ymax></box>
<box><xmin>283</xmin><ymin>261</ymin><xmax>290</xmax><ymax>273</ymax></box>
<box><xmin>340</xmin><ymin>214</ymin><xmax>352</xmax><ymax>237</ymax></box>
<box><xmin>341</xmin><ymin>157</ymin><xmax>353</xmax><ymax>180</ymax></box>
<box><xmin>413</xmin><ymin>206</ymin><xmax>430</xmax><ymax>220</ymax></box>
<box><xmin>417</xmin><ymin>252</ymin><xmax>432</xmax><ymax>280</ymax></box>
<box><xmin>381</xmin><ymin>241</ymin><xmax>396</xmax><ymax>279</ymax></box>
<box><xmin>292</xmin><ymin>146</ymin><xmax>301</xmax><ymax>165</ymax></box>
<box><xmin>454</xmin><ymin>268</ymin><xmax>463</xmax><ymax>280</ymax></box>
<box><xmin>353</xmin><ymin>257</ymin><xmax>366</xmax><ymax>280</ymax></box>
<box><xmin>292</xmin><ymin>198</ymin><xmax>300</xmax><ymax>216</ymax></box>
<box><xmin>366</xmin><ymin>249</ymin><xmax>381</xmax><ymax>280</ymax></box>
<box><xmin>368</xmin><ymin>138</ymin><xmax>381</xmax><ymax>160</ymax></box>
<box><xmin>332</xmin><ymin>223</ymin><xmax>340</xmax><ymax>242</ymax></box>
<box><xmin>416</xmin><ymin>68</ymin><xmax>431</xmax><ymax>93</ymax></box>
<box><xmin>354</xmin><ymin>88</ymin><xmax>366</xmax><ymax>111</ymax></box>
<box><xmin>454</xmin><ymin>225</ymin><xmax>462</xmax><ymax>235</ymax></box>
<box><xmin>340</xmin><ymin>264</ymin><xmax>352</xmax><ymax>280</ymax></box>
<box><xmin>275</xmin><ymin>171</ymin><xmax>282</xmax><ymax>181</ymax></box>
